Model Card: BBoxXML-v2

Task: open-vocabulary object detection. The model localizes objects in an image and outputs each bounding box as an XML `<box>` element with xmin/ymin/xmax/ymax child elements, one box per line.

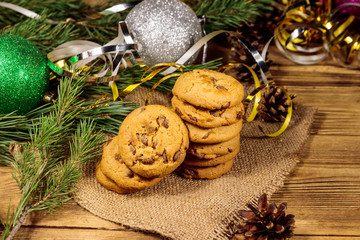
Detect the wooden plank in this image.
<box><xmin>283</xmin><ymin>85</ymin><xmax>360</xmax><ymax>135</ymax></box>
<box><xmin>0</xmin><ymin>166</ymin><xmax>21</xmax><ymax>220</ymax></box>
<box><xmin>271</xmin><ymin>190</ymin><xmax>360</xmax><ymax>236</ymax></box>
<box><xmin>13</xmin><ymin>227</ymin><xmax>160</xmax><ymax>240</ymax></box>
<box><xmin>271</xmin><ymin>65</ymin><xmax>360</xmax><ymax>86</ymax></box>
<box><xmin>302</xmin><ymin>135</ymin><xmax>360</xmax><ymax>155</ymax></box>
<box><xmin>21</xmin><ymin>202</ymin><xmax>126</xmax><ymax>229</ymax></box>
<box><xmin>268</xmin><ymin>45</ymin><xmax>360</xmax><ymax>79</ymax></box>
<box><xmin>284</xmin><ymin>86</ymin><xmax>360</xmax><ymax>107</ymax></box>
<box><xmin>310</xmin><ymin>110</ymin><xmax>360</xmax><ymax>136</ymax></box>
<box><xmin>270</xmin><ymin>134</ymin><xmax>360</xmax><ymax>236</ymax></box>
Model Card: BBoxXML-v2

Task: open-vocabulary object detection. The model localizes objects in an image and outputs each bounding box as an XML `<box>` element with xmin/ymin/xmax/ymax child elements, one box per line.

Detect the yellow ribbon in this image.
<box><xmin>118</xmin><ymin>63</ymin><xmax>184</xmax><ymax>100</ymax></box>
<box><xmin>241</xmin><ymin>64</ymin><xmax>293</xmax><ymax>137</ymax></box>
<box><xmin>72</xmin><ymin>96</ymin><xmax>110</xmax><ymax>119</ymax></box>
<box><xmin>241</xmin><ymin>64</ymin><xmax>262</xmax><ymax>122</ymax></box>
<box><xmin>346</xmin><ymin>34</ymin><xmax>360</xmax><ymax>64</ymax></box>
<box><xmin>264</xmin><ymin>86</ymin><xmax>293</xmax><ymax>137</ymax></box>
<box><xmin>276</xmin><ymin>0</ymin><xmax>360</xmax><ymax>67</ymax></box>
<box><xmin>111</xmin><ymin>82</ymin><xmax>119</xmax><ymax>101</ymax></box>
<box><xmin>145</xmin><ymin>73</ymin><xmax>182</xmax><ymax>105</ymax></box>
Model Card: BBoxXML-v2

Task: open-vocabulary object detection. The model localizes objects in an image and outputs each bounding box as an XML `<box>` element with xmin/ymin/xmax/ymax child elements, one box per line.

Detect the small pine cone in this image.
<box><xmin>225</xmin><ymin>5</ymin><xmax>283</xmax><ymax>82</ymax></box>
<box><xmin>234</xmin><ymin>194</ymin><xmax>295</xmax><ymax>240</ymax></box>
<box><xmin>257</xmin><ymin>86</ymin><xmax>296</xmax><ymax>122</ymax></box>
<box><xmin>226</xmin><ymin>30</ymin><xmax>272</xmax><ymax>83</ymax></box>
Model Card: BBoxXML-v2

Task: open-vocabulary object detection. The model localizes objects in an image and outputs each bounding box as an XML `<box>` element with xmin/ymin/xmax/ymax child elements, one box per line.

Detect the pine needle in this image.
<box><xmin>1</xmin><ymin>77</ymin><xmax>105</xmax><ymax>240</ymax></box>
<box><xmin>192</xmin><ymin>0</ymin><xmax>275</xmax><ymax>32</ymax></box>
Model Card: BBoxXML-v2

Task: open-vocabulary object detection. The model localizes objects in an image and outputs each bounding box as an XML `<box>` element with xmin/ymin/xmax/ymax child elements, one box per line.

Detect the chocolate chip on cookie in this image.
<box><xmin>185</xmin><ymin>120</ymin><xmax>243</xmax><ymax>144</ymax></box>
<box><xmin>172</xmin><ymin>95</ymin><xmax>244</xmax><ymax>128</ymax></box>
<box><xmin>177</xmin><ymin>159</ymin><xmax>234</xmax><ymax>179</ymax></box>
<box><xmin>187</xmin><ymin>135</ymin><xmax>240</xmax><ymax>159</ymax></box>
<box><xmin>184</xmin><ymin>144</ymin><xmax>240</xmax><ymax>167</ymax></box>
<box><xmin>172</xmin><ymin>69</ymin><xmax>244</xmax><ymax>109</ymax></box>
<box><xmin>117</xmin><ymin>105</ymin><xmax>189</xmax><ymax>178</ymax></box>
<box><xmin>98</xmin><ymin>136</ymin><xmax>163</xmax><ymax>192</ymax></box>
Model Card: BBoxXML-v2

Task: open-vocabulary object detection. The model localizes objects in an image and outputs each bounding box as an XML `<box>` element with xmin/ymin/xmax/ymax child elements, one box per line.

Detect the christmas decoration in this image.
<box><xmin>225</xmin><ymin>5</ymin><xmax>282</xmax><ymax>82</ymax></box>
<box><xmin>125</xmin><ymin>0</ymin><xmax>202</xmax><ymax>66</ymax></box>
<box><xmin>227</xmin><ymin>24</ymin><xmax>273</xmax><ymax>82</ymax></box>
<box><xmin>257</xmin><ymin>86</ymin><xmax>296</xmax><ymax>122</ymax></box>
<box><xmin>275</xmin><ymin>0</ymin><xmax>360</xmax><ymax>68</ymax></box>
<box><xmin>0</xmin><ymin>34</ymin><xmax>49</xmax><ymax>115</ymax></box>
<box><xmin>333</xmin><ymin>0</ymin><xmax>360</xmax><ymax>15</ymax></box>
<box><xmin>235</xmin><ymin>6</ymin><xmax>282</xmax><ymax>49</ymax></box>
<box><xmin>231</xmin><ymin>194</ymin><xmax>295</xmax><ymax>240</ymax></box>
<box><xmin>327</xmin><ymin>1</ymin><xmax>360</xmax><ymax>68</ymax></box>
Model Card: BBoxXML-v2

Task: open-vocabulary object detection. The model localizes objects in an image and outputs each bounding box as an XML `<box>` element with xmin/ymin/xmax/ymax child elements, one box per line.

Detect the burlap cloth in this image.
<box><xmin>74</xmin><ymin>86</ymin><xmax>317</xmax><ymax>240</ymax></box>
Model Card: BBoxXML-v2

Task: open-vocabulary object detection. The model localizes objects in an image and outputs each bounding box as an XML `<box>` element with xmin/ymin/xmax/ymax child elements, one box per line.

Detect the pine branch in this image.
<box><xmin>191</xmin><ymin>0</ymin><xmax>275</xmax><ymax>32</ymax></box>
<box><xmin>3</xmin><ymin>204</ymin><xmax>30</xmax><ymax>240</ymax></box>
<box><xmin>75</xmin><ymin>100</ymin><xmax>138</xmax><ymax>134</ymax></box>
<box><xmin>0</xmin><ymin>76</ymin><xmax>105</xmax><ymax>240</ymax></box>
<box><xmin>0</xmin><ymin>0</ymin><xmax>91</xmax><ymax>26</ymax></box>
<box><xmin>0</xmin><ymin>1</ymin><xmax>126</xmax><ymax>54</ymax></box>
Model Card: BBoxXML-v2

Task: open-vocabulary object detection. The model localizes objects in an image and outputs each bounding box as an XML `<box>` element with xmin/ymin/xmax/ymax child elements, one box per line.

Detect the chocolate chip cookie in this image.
<box><xmin>172</xmin><ymin>95</ymin><xmax>244</xmax><ymax>128</ymax></box>
<box><xmin>185</xmin><ymin>119</ymin><xmax>243</xmax><ymax>144</ymax></box>
<box><xmin>118</xmin><ymin>105</ymin><xmax>189</xmax><ymax>178</ymax></box>
<box><xmin>95</xmin><ymin>162</ymin><xmax>137</xmax><ymax>194</ymax></box>
<box><xmin>184</xmin><ymin>144</ymin><xmax>239</xmax><ymax>167</ymax></box>
<box><xmin>187</xmin><ymin>134</ymin><xmax>240</xmax><ymax>159</ymax></box>
<box><xmin>177</xmin><ymin>158</ymin><xmax>234</xmax><ymax>179</ymax></box>
<box><xmin>99</xmin><ymin>137</ymin><xmax>163</xmax><ymax>192</ymax></box>
<box><xmin>172</xmin><ymin>69</ymin><xmax>244</xmax><ymax>109</ymax></box>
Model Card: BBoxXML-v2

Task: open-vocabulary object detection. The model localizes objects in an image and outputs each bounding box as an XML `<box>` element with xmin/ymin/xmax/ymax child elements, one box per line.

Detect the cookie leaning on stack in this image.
<box><xmin>96</xmin><ymin>137</ymin><xmax>163</xmax><ymax>194</ymax></box>
<box><xmin>172</xmin><ymin>69</ymin><xmax>244</xmax><ymax>179</ymax></box>
<box><xmin>96</xmin><ymin>105</ymin><xmax>189</xmax><ymax>193</ymax></box>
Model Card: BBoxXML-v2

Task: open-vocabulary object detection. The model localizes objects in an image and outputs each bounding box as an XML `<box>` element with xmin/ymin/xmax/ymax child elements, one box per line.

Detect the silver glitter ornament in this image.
<box><xmin>125</xmin><ymin>0</ymin><xmax>202</xmax><ymax>67</ymax></box>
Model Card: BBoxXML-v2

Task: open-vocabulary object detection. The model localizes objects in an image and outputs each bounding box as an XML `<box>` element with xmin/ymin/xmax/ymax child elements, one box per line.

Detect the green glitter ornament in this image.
<box><xmin>0</xmin><ymin>34</ymin><xmax>49</xmax><ymax>115</ymax></box>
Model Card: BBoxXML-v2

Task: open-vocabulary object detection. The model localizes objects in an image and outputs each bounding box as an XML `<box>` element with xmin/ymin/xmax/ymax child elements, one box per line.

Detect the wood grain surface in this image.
<box><xmin>1</xmin><ymin>42</ymin><xmax>360</xmax><ymax>239</ymax></box>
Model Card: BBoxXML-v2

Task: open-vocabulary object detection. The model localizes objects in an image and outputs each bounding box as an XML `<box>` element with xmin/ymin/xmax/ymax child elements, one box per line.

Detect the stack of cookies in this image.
<box><xmin>172</xmin><ymin>69</ymin><xmax>244</xmax><ymax>179</ymax></box>
<box><xmin>96</xmin><ymin>105</ymin><xmax>189</xmax><ymax>193</ymax></box>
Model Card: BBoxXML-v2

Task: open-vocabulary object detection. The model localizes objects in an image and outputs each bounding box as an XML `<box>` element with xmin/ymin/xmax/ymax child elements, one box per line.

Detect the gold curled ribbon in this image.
<box><xmin>276</xmin><ymin>0</ymin><xmax>360</xmax><ymax>68</ymax></box>
<box><xmin>145</xmin><ymin>73</ymin><xmax>182</xmax><ymax>105</ymax></box>
<box><xmin>118</xmin><ymin>63</ymin><xmax>184</xmax><ymax>101</ymax></box>
<box><xmin>241</xmin><ymin>64</ymin><xmax>262</xmax><ymax>122</ymax></box>
<box><xmin>111</xmin><ymin>82</ymin><xmax>119</xmax><ymax>101</ymax></box>
<box><xmin>264</xmin><ymin>86</ymin><xmax>293</xmax><ymax>137</ymax></box>
<box><xmin>241</xmin><ymin>64</ymin><xmax>293</xmax><ymax>137</ymax></box>
<box><xmin>72</xmin><ymin>96</ymin><xmax>110</xmax><ymax>119</ymax></box>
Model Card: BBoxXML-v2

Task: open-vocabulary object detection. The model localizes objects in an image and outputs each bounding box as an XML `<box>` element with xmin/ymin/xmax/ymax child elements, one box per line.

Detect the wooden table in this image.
<box><xmin>1</xmin><ymin>45</ymin><xmax>360</xmax><ymax>239</ymax></box>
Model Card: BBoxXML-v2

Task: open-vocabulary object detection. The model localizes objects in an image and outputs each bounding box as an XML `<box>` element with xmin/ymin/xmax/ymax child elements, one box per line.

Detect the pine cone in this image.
<box><xmin>225</xmin><ymin>6</ymin><xmax>283</xmax><ymax>82</ymax></box>
<box><xmin>226</xmin><ymin>28</ymin><xmax>272</xmax><ymax>83</ymax></box>
<box><xmin>257</xmin><ymin>86</ymin><xmax>296</xmax><ymax>122</ymax></box>
<box><xmin>233</xmin><ymin>194</ymin><xmax>295</xmax><ymax>240</ymax></box>
<box><xmin>236</xmin><ymin>5</ymin><xmax>283</xmax><ymax>44</ymax></box>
